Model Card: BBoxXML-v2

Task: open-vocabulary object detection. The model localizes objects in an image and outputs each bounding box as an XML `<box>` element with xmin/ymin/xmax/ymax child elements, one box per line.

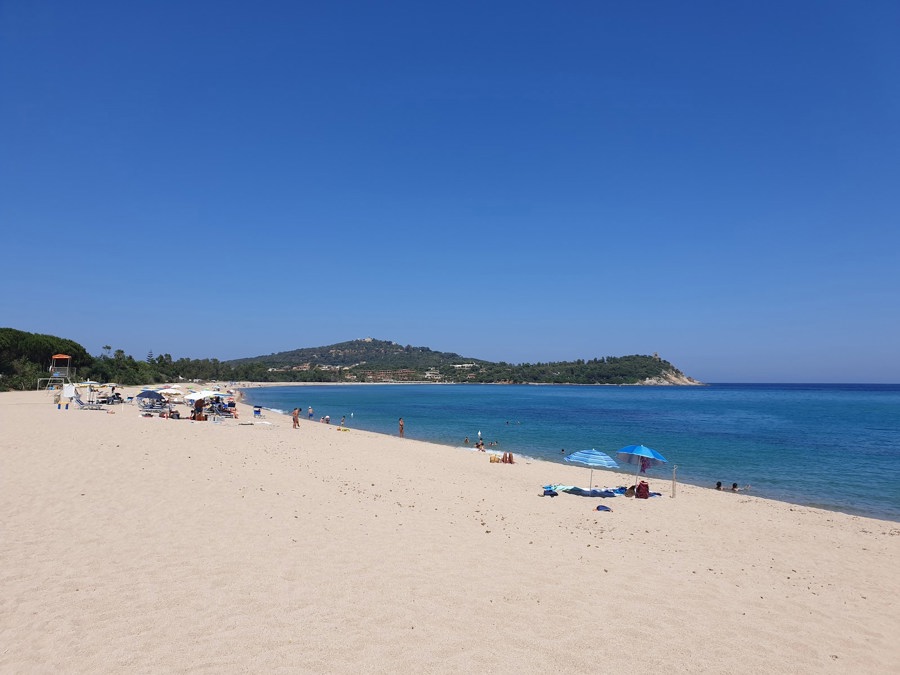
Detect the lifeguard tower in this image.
<box><xmin>38</xmin><ymin>353</ymin><xmax>75</xmax><ymax>391</ymax></box>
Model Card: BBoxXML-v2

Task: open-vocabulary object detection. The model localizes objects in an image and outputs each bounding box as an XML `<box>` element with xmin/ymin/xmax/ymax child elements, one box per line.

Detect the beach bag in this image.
<box><xmin>636</xmin><ymin>481</ymin><xmax>650</xmax><ymax>499</ymax></box>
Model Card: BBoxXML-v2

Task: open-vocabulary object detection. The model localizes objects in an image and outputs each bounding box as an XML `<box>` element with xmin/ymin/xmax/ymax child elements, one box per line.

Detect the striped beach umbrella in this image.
<box><xmin>565</xmin><ymin>449</ymin><xmax>619</xmax><ymax>489</ymax></box>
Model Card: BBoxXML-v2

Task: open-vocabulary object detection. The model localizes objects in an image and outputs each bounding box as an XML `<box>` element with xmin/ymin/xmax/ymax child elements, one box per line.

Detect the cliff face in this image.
<box><xmin>639</xmin><ymin>370</ymin><xmax>704</xmax><ymax>386</ymax></box>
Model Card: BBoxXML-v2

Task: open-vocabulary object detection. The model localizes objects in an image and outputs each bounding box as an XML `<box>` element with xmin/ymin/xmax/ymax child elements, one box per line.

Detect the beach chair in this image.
<box><xmin>138</xmin><ymin>399</ymin><xmax>168</xmax><ymax>414</ymax></box>
<box><xmin>212</xmin><ymin>404</ymin><xmax>235</xmax><ymax>418</ymax></box>
<box><xmin>205</xmin><ymin>404</ymin><xmax>231</xmax><ymax>422</ymax></box>
<box><xmin>72</xmin><ymin>393</ymin><xmax>104</xmax><ymax>410</ymax></box>
<box><xmin>253</xmin><ymin>406</ymin><xmax>263</xmax><ymax>419</ymax></box>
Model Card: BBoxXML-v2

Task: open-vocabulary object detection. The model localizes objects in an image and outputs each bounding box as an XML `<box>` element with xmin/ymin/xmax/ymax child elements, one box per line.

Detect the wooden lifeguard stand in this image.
<box><xmin>38</xmin><ymin>353</ymin><xmax>75</xmax><ymax>391</ymax></box>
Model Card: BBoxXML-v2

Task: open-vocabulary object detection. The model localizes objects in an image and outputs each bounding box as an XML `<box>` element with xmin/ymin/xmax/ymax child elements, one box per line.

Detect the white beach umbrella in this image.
<box><xmin>184</xmin><ymin>390</ymin><xmax>225</xmax><ymax>402</ymax></box>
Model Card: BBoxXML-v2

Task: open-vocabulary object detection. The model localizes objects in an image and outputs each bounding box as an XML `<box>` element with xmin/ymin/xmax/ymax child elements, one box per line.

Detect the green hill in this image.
<box><xmin>225</xmin><ymin>338</ymin><xmax>700</xmax><ymax>385</ymax></box>
<box><xmin>226</xmin><ymin>338</ymin><xmax>489</xmax><ymax>371</ymax></box>
<box><xmin>1</xmin><ymin>329</ymin><xmax>701</xmax><ymax>389</ymax></box>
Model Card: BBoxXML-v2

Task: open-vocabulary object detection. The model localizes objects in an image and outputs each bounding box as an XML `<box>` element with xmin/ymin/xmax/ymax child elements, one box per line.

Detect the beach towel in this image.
<box><xmin>544</xmin><ymin>485</ymin><xmax>618</xmax><ymax>498</ymax></box>
<box><xmin>568</xmin><ymin>487</ymin><xmax>618</xmax><ymax>498</ymax></box>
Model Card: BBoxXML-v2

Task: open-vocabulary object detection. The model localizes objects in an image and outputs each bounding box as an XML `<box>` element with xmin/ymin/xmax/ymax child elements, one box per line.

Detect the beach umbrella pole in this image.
<box><xmin>672</xmin><ymin>465</ymin><xmax>677</xmax><ymax>498</ymax></box>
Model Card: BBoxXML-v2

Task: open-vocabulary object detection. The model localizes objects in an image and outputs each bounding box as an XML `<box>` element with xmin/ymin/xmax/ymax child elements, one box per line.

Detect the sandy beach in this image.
<box><xmin>2</xmin><ymin>387</ymin><xmax>898</xmax><ymax>673</ymax></box>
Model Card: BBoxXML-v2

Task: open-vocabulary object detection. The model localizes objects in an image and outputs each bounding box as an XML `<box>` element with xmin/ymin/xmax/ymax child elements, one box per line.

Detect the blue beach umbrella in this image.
<box><xmin>136</xmin><ymin>390</ymin><xmax>165</xmax><ymax>400</ymax></box>
<box><xmin>565</xmin><ymin>449</ymin><xmax>619</xmax><ymax>489</ymax></box>
<box><xmin>616</xmin><ymin>444</ymin><xmax>667</xmax><ymax>483</ymax></box>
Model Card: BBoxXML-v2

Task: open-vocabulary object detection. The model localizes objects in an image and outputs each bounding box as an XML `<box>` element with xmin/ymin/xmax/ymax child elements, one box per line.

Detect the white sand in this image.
<box><xmin>2</xmin><ymin>388</ymin><xmax>898</xmax><ymax>673</ymax></box>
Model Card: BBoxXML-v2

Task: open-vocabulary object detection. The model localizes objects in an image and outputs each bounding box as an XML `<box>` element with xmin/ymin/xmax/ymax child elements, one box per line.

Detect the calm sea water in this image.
<box><xmin>241</xmin><ymin>383</ymin><xmax>900</xmax><ymax>522</ymax></box>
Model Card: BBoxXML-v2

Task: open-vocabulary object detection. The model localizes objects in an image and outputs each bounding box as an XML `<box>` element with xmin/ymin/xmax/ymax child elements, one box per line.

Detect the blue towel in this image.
<box><xmin>562</xmin><ymin>487</ymin><xmax>617</xmax><ymax>498</ymax></box>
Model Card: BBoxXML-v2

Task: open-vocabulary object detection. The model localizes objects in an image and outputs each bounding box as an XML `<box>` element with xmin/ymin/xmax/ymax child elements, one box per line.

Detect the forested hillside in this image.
<box><xmin>0</xmin><ymin>329</ymin><xmax>700</xmax><ymax>390</ymax></box>
<box><xmin>227</xmin><ymin>338</ymin><xmax>489</xmax><ymax>370</ymax></box>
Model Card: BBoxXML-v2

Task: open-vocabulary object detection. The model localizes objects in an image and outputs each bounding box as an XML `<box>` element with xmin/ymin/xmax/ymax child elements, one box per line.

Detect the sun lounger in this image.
<box><xmin>208</xmin><ymin>404</ymin><xmax>235</xmax><ymax>418</ymax></box>
<box><xmin>138</xmin><ymin>401</ymin><xmax>170</xmax><ymax>414</ymax></box>
<box><xmin>72</xmin><ymin>393</ymin><xmax>105</xmax><ymax>410</ymax></box>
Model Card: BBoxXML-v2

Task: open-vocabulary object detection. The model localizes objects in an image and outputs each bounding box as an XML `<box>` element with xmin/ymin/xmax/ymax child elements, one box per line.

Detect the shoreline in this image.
<box><xmin>262</xmin><ymin>400</ymin><xmax>899</xmax><ymax>522</ymax></box>
<box><xmin>237</xmin><ymin>383</ymin><xmax>900</xmax><ymax>523</ymax></box>
<box><xmin>2</xmin><ymin>387</ymin><xmax>898</xmax><ymax>672</ymax></box>
<box><xmin>234</xmin><ymin>379</ymin><xmax>705</xmax><ymax>386</ymax></box>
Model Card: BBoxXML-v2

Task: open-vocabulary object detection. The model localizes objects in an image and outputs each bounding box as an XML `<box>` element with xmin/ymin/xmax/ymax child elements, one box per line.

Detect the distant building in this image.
<box><xmin>357</xmin><ymin>369</ymin><xmax>418</xmax><ymax>382</ymax></box>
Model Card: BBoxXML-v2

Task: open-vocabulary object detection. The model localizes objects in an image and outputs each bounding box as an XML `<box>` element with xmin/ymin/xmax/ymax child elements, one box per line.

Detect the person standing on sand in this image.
<box><xmin>291</xmin><ymin>408</ymin><xmax>300</xmax><ymax>429</ymax></box>
<box><xmin>398</xmin><ymin>417</ymin><xmax>404</xmax><ymax>438</ymax></box>
<box><xmin>308</xmin><ymin>406</ymin><xmax>313</xmax><ymax>420</ymax></box>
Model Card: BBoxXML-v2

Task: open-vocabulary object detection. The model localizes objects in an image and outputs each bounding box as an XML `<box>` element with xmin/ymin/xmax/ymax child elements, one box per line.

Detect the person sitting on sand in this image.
<box><xmin>501</xmin><ymin>452</ymin><xmax>514</xmax><ymax>464</ymax></box>
<box><xmin>716</xmin><ymin>481</ymin><xmax>723</xmax><ymax>490</ymax></box>
<box><xmin>731</xmin><ymin>483</ymin><xmax>750</xmax><ymax>492</ymax></box>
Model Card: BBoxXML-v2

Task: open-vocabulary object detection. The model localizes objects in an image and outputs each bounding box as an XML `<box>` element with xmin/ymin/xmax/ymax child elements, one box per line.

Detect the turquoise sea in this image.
<box><xmin>241</xmin><ymin>383</ymin><xmax>900</xmax><ymax>522</ymax></box>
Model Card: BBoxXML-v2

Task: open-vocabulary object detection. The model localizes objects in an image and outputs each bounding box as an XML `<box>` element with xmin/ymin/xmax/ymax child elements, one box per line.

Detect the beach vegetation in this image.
<box><xmin>0</xmin><ymin>329</ymin><xmax>698</xmax><ymax>390</ymax></box>
<box><xmin>0</xmin><ymin>328</ymin><xmax>94</xmax><ymax>390</ymax></box>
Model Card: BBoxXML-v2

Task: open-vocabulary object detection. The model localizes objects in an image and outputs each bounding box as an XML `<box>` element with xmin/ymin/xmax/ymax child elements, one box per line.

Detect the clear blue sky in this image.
<box><xmin>2</xmin><ymin>1</ymin><xmax>898</xmax><ymax>383</ymax></box>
